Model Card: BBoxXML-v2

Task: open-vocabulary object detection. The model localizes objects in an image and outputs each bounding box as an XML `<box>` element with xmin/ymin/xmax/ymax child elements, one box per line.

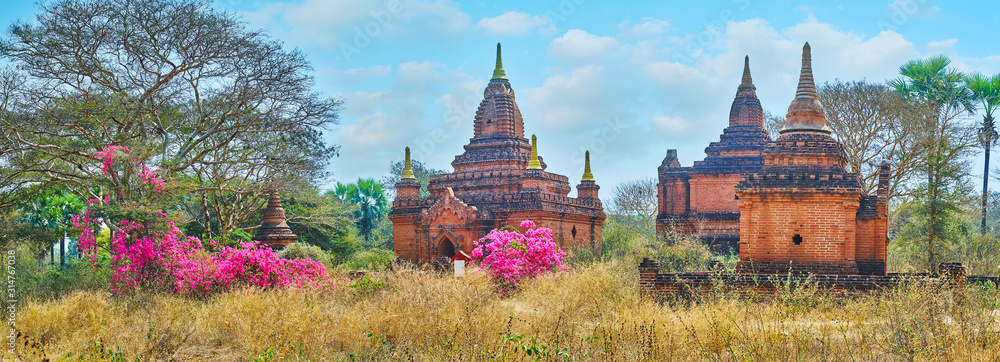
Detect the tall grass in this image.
<box><xmin>14</xmin><ymin>260</ymin><xmax>1000</xmax><ymax>361</ymax></box>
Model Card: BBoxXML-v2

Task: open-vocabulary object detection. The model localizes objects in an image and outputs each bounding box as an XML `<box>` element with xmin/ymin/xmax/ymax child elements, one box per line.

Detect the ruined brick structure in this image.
<box><xmin>389</xmin><ymin>44</ymin><xmax>606</xmax><ymax>263</ymax></box>
<box><xmin>253</xmin><ymin>189</ymin><xmax>298</xmax><ymax>249</ymax></box>
<box><xmin>657</xmin><ymin>56</ymin><xmax>772</xmax><ymax>252</ymax></box>
<box><xmin>734</xmin><ymin>43</ymin><xmax>889</xmax><ymax>276</ymax></box>
<box><xmin>639</xmin><ymin>43</ymin><xmax>911</xmax><ymax>298</ymax></box>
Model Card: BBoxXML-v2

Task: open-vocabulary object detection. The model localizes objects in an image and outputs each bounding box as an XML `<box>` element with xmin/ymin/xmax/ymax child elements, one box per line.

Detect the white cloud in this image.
<box><xmin>244</xmin><ymin>0</ymin><xmax>471</xmax><ymax>50</ymax></box>
<box><xmin>478</xmin><ymin>11</ymin><xmax>549</xmax><ymax>36</ymax></box>
<box><xmin>547</xmin><ymin>29</ymin><xmax>620</xmax><ymax>64</ymax></box>
<box><xmin>323</xmin><ymin>14</ymin><xmax>1000</xmax><ymax>195</ymax></box>
<box><xmin>618</xmin><ymin>18</ymin><xmax>672</xmax><ymax>40</ymax></box>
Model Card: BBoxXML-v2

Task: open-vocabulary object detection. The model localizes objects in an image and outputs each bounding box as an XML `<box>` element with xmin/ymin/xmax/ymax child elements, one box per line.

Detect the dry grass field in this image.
<box><xmin>11</xmin><ymin>260</ymin><xmax>1000</xmax><ymax>361</ymax></box>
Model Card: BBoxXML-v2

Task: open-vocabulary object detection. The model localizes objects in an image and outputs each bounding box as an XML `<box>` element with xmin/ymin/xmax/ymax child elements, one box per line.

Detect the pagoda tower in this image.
<box><xmin>734</xmin><ymin>43</ymin><xmax>889</xmax><ymax>275</ymax></box>
<box><xmin>656</xmin><ymin>56</ymin><xmax>772</xmax><ymax>252</ymax></box>
<box><xmin>388</xmin><ymin>44</ymin><xmax>605</xmax><ymax>263</ymax></box>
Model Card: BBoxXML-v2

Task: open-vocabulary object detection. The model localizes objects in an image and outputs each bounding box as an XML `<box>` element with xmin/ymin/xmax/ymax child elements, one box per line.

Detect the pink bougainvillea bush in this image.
<box><xmin>471</xmin><ymin>220</ymin><xmax>566</xmax><ymax>293</ymax></box>
<box><xmin>72</xmin><ymin>145</ymin><xmax>328</xmax><ymax>296</ymax></box>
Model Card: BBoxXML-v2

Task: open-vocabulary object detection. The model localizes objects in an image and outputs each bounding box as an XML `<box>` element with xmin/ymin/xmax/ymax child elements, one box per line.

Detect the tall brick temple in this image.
<box><xmin>388</xmin><ymin>44</ymin><xmax>606</xmax><ymax>263</ymax></box>
<box><xmin>656</xmin><ymin>56</ymin><xmax>772</xmax><ymax>252</ymax></box>
<box><xmin>734</xmin><ymin>43</ymin><xmax>889</xmax><ymax>275</ymax></box>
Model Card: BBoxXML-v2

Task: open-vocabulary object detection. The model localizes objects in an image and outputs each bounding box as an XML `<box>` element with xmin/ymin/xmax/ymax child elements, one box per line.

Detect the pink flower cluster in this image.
<box><xmin>471</xmin><ymin>220</ymin><xmax>566</xmax><ymax>291</ymax></box>
<box><xmin>94</xmin><ymin>145</ymin><xmax>130</xmax><ymax>176</ymax></box>
<box><xmin>72</xmin><ymin>145</ymin><xmax>329</xmax><ymax>296</ymax></box>
<box><xmin>172</xmin><ymin>239</ymin><xmax>328</xmax><ymax>296</ymax></box>
<box><xmin>70</xmin><ymin>210</ymin><xmax>100</xmax><ymax>266</ymax></box>
<box><xmin>138</xmin><ymin>165</ymin><xmax>165</xmax><ymax>191</ymax></box>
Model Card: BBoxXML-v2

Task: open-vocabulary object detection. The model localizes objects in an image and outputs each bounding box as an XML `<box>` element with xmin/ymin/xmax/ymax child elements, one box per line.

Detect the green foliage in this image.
<box><xmin>650</xmin><ymin>236</ymin><xmax>714</xmax><ymax>272</ymax></box>
<box><xmin>279</xmin><ymin>187</ymin><xmax>360</xmax><ymax>258</ymax></box>
<box><xmin>890</xmin><ymin>55</ymin><xmax>978</xmax><ymax>272</ymax></box>
<box><xmin>333</xmin><ymin>178</ymin><xmax>390</xmax><ymax>248</ymax></box>
<box><xmin>11</xmin><ymin>244</ymin><xmax>111</xmax><ymax>301</ymax></box>
<box><xmin>347</xmin><ymin>275</ymin><xmax>394</xmax><ymax>297</ymax></box>
<box><xmin>340</xmin><ymin>249</ymin><xmax>396</xmax><ymax>271</ymax></box>
<box><xmin>278</xmin><ymin>242</ymin><xmax>332</xmax><ymax>268</ymax></box>
<box><xmin>380</xmin><ymin>159</ymin><xmax>448</xmax><ymax>198</ymax></box>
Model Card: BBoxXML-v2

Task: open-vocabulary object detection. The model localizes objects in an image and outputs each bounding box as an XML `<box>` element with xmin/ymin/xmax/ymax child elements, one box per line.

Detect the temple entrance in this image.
<box><xmin>438</xmin><ymin>238</ymin><xmax>456</xmax><ymax>258</ymax></box>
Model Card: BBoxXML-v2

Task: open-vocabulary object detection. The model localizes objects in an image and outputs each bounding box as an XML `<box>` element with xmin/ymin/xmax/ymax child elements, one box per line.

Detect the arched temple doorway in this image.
<box><xmin>438</xmin><ymin>238</ymin><xmax>456</xmax><ymax>258</ymax></box>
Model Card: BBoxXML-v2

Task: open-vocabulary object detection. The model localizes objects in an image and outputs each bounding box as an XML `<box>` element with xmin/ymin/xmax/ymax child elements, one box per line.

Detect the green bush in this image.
<box><xmin>11</xmin><ymin>244</ymin><xmax>110</xmax><ymax>301</ymax></box>
<box><xmin>279</xmin><ymin>242</ymin><xmax>333</xmax><ymax>268</ymax></box>
<box><xmin>340</xmin><ymin>249</ymin><xmax>396</xmax><ymax>271</ymax></box>
<box><xmin>652</xmin><ymin>238</ymin><xmax>713</xmax><ymax>272</ymax></box>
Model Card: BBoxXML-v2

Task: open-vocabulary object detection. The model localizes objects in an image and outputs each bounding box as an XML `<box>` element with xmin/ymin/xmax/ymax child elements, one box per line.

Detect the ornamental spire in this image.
<box><xmin>527</xmin><ymin>134</ymin><xmax>541</xmax><ymax>169</ymax></box>
<box><xmin>492</xmin><ymin>43</ymin><xmax>507</xmax><ymax>79</ymax></box>
<box><xmin>402</xmin><ymin>146</ymin><xmax>415</xmax><ymax>179</ymax></box>
<box><xmin>741</xmin><ymin>55</ymin><xmax>752</xmax><ymax>86</ymax></box>
<box><xmin>781</xmin><ymin>42</ymin><xmax>829</xmax><ymax>133</ymax></box>
<box><xmin>581</xmin><ymin>150</ymin><xmax>595</xmax><ymax>182</ymax></box>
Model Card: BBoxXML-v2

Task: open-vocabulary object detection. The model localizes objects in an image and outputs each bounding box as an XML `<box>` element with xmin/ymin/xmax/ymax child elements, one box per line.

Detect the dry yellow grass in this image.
<box><xmin>11</xmin><ymin>260</ymin><xmax>1000</xmax><ymax>361</ymax></box>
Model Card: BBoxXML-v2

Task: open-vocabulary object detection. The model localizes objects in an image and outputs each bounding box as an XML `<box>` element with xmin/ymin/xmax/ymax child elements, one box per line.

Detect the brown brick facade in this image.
<box><xmin>389</xmin><ymin>44</ymin><xmax>606</xmax><ymax>263</ymax></box>
<box><xmin>657</xmin><ymin>56</ymin><xmax>771</xmax><ymax>252</ymax></box>
<box><xmin>735</xmin><ymin>43</ymin><xmax>888</xmax><ymax>276</ymax></box>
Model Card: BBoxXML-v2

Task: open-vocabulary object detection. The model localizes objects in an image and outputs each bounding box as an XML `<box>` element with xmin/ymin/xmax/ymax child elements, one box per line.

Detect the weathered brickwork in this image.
<box><xmin>640</xmin><ymin>43</ymin><xmax>917</xmax><ymax>298</ymax></box>
<box><xmin>253</xmin><ymin>189</ymin><xmax>298</xmax><ymax>250</ymax></box>
<box><xmin>389</xmin><ymin>44</ymin><xmax>606</xmax><ymax>263</ymax></box>
<box><xmin>657</xmin><ymin>56</ymin><xmax>771</xmax><ymax>252</ymax></box>
<box><xmin>735</xmin><ymin>43</ymin><xmax>888</xmax><ymax>276</ymax></box>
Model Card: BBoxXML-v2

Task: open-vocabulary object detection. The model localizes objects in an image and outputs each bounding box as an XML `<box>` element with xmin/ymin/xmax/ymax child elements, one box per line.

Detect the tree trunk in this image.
<box><xmin>60</xmin><ymin>230</ymin><xmax>66</xmax><ymax>267</ymax></box>
<box><xmin>983</xmin><ymin>145</ymin><xmax>991</xmax><ymax>233</ymax></box>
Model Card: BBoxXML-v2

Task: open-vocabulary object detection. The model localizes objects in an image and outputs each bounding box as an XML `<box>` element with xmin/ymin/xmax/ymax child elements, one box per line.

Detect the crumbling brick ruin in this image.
<box><xmin>657</xmin><ymin>56</ymin><xmax>772</xmax><ymax>253</ymax></box>
<box><xmin>389</xmin><ymin>44</ymin><xmax>606</xmax><ymax>263</ymax></box>
<box><xmin>642</xmin><ymin>43</ymin><xmax>909</xmax><ymax>296</ymax></box>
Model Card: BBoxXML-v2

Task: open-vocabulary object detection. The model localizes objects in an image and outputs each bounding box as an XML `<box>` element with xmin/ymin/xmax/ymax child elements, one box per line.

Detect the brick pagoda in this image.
<box><xmin>388</xmin><ymin>44</ymin><xmax>606</xmax><ymax>263</ymax></box>
<box><xmin>639</xmin><ymin>43</ymin><xmax>903</xmax><ymax>298</ymax></box>
<box><xmin>734</xmin><ymin>43</ymin><xmax>889</xmax><ymax>275</ymax></box>
<box><xmin>253</xmin><ymin>189</ymin><xmax>298</xmax><ymax>249</ymax></box>
<box><xmin>656</xmin><ymin>56</ymin><xmax>772</xmax><ymax>252</ymax></box>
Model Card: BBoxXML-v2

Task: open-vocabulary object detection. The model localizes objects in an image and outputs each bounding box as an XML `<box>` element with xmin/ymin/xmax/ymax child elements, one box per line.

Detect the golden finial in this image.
<box><xmin>527</xmin><ymin>134</ymin><xmax>541</xmax><ymax>169</ymax></box>
<box><xmin>492</xmin><ymin>43</ymin><xmax>507</xmax><ymax>79</ymax></box>
<box><xmin>401</xmin><ymin>146</ymin><xmax>415</xmax><ymax>179</ymax></box>
<box><xmin>581</xmin><ymin>150</ymin><xmax>595</xmax><ymax>182</ymax></box>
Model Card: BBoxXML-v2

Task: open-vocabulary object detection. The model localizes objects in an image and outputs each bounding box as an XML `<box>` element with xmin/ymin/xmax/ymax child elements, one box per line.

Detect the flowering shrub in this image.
<box><xmin>471</xmin><ymin>220</ymin><xmax>566</xmax><ymax>292</ymax></box>
<box><xmin>72</xmin><ymin>145</ymin><xmax>329</xmax><ymax>296</ymax></box>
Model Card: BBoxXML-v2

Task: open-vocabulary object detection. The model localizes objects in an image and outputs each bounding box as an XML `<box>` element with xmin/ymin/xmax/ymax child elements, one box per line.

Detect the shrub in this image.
<box><xmin>341</xmin><ymin>249</ymin><xmax>396</xmax><ymax>271</ymax></box>
<box><xmin>71</xmin><ymin>145</ymin><xmax>329</xmax><ymax>296</ymax></box>
<box><xmin>279</xmin><ymin>242</ymin><xmax>333</xmax><ymax>268</ymax></box>
<box><xmin>472</xmin><ymin>220</ymin><xmax>566</xmax><ymax>292</ymax></box>
<box><xmin>652</xmin><ymin>237</ymin><xmax>713</xmax><ymax>272</ymax></box>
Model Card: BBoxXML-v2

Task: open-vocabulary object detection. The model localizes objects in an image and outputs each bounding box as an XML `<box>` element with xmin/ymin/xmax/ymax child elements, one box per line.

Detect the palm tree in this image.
<box><xmin>19</xmin><ymin>190</ymin><xmax>86</xmax><ymax>267</ymax></box>
<box><xmin>890</xmin><ymin>55</ymin><xmax>976</xmax><ymax>272</ymax></box>
<box><xmin>964</xmin><ymin>72</ymin><xmax>1000</xmax><ymax>234</ymax></box>
<box><xmin>333</xmin><ymin>178</ymin><xmax>389</xmax><ymax>247</ymax></box>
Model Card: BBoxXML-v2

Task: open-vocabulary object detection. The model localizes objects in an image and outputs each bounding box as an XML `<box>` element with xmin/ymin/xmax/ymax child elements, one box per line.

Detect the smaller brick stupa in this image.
<box><xmin>253</xmin><ymin>189</ymin><xmax>298</xmax><ymax>249</ymax></box>
<box><xmin>734</xmin><ymin>42</ymin><xmax>888</xmax><ymax>276</ymax></box>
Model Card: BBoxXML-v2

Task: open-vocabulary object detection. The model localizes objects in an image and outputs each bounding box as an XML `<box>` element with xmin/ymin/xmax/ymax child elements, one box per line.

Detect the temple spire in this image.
<box><xmin>527</xmin><ymin>134</ymin><xmax>541</xmax><ymax>169</ymax></box>
<box><xmin>402</xmin><ymin>146</ymin><xmax>415</xmax><ymax>179</ymax></box>
<box><xmin>492</xmin><ymin>43</ymin><xmax>507</xmax><ymax>79</ymax></box>
<box><xmin>581</xmin><ymin>150</ymin><xmax>595</xmax><ymax>182</ymax></box>
<box><xmin>781</xmin><ymin>42</ymin><xmax>829</xmax><ymax>133</ymax></box>
<box><xmin>741</xmin><ymin>55</ymin><xmax>752</xmax><ymax>85</ymax></box>
<box><xmin>794</xmin><ymin>43</ymin><xmax>817</xmax><ymax>99</ymax></box>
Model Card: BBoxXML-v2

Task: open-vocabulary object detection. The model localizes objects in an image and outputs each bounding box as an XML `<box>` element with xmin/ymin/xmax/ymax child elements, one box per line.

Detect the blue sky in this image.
<box><xmin>3</xmin><ymin>0</ymin><xmax>1000</xmax><ymax>197</ymax></box>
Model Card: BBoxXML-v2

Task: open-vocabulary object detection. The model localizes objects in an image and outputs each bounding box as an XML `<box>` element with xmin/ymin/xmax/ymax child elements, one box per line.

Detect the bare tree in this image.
<box><xmin>820</xmin><ymin>80</ymin><xmax>932</xmax><ymax>201</ymax></box>
<box><xmin>608</xmin><ymin>177</ymin><xmax>658</xmax><ymax>239</ymax></box>
<box><xmin>0</xmin><ymin>0</ymin><xmax>341</xmax><ymax>235</ymax></box>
